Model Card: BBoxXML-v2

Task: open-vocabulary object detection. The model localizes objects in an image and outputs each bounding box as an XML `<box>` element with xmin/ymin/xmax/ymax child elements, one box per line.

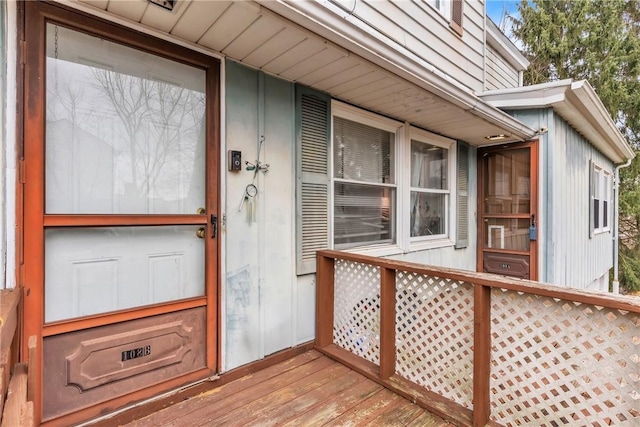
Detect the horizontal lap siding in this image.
<box><xmin>330</xmin><ymin>0</ymin><xmax>485</xmax><ymax>91</ymax></box>
<box><xmin>485</xmin><ymin>46</ymin><xmax>519</xmax><ymax>90</ymax></box>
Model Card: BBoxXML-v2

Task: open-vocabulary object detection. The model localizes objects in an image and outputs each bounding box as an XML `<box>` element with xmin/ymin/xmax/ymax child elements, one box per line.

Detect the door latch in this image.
<box><xmin>211</xmin><ymin>214</ymin><xmax>218</xmax><ymax>238</ymax></box>
<box><xmin>529</xmin><ymin>214</ymin><xmax>537</xmax><ymax>241</ymax></box>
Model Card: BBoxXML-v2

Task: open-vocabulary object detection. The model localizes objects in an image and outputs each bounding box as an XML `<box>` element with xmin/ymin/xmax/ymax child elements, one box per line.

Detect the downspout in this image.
<box><xmin>612</xmin><ymin>158</ymin><xmax>632</xmax><ymax>294</ymax></box>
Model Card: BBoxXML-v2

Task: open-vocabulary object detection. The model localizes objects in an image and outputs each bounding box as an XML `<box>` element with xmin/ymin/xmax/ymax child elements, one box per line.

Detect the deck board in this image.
<box><xmin>124</xmin><ymin>351</ymin><xmax>453</xmax><ymax>427</ymax></box>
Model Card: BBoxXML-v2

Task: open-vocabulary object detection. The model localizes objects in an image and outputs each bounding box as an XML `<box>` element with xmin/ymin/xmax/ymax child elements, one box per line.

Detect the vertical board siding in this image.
<box><xmin>329</xmin><ymin>0</ymin><xmax>486</xmax><ymax>91</ymax></box>
<box><xmin>224</xmin><ymin>62</ymin><xmax>297</xmax><ymax>370</ymax></box>
<box><xmin>506</xmin><ymin>109</ymin><xmax>613</xmax><ymax>289</ymax></box>
<box><xmin>485</xmin><ymin>46</ymin><xmax>519</xmax><ymax>90</ymax></box>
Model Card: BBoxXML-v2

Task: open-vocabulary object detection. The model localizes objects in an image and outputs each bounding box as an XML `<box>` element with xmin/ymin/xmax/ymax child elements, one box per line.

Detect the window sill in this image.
<box><xmin>409</xmin><ymin>237</ymin><xmax>455</xmax><ymax>252</ymax></box>
<box><xmin>343</xmin><ymin>244</ymin><xmax>404</xmax><ymax>258</ymax></box>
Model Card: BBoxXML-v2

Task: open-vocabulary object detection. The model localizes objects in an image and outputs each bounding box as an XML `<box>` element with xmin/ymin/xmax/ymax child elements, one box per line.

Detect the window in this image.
<box><xmin>296</xmin><ymin>90</ymin><xmax>467</xmax><ymax>274</ymax></box>
<box><xmin>332</xmin><ymin>110</ymin><xmax>398</xmax><ymax>249</ymax></box>
<box><xmin>426</xmin><ymin>0</ymin><xmax>463</xmax><ymax>35</ymax></box>
<box><xmin>409</xmin><ymin>137</ymin><xmax>451</xmax><ymax>239</ymax></box>
<box><xmin>591</xmin><ymin>163</ymin><xmax>611</xmax><ymax>234</ymax></box>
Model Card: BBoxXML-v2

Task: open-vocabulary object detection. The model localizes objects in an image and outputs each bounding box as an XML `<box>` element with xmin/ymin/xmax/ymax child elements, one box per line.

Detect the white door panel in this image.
<box><xmin>45</xmin><ymin>226</ymin><xmax>205</xmax><ymax>322</ymax></box>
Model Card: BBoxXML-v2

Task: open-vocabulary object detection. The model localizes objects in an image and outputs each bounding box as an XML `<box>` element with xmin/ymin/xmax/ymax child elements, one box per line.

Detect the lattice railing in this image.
<box><xmin>333</xmin><ymin>259</ymin><xmax>380</xmax><ymax>365</ymax></box>
<box><xmin>491</xmin><ymin>288</ymin><xmax>640</xmax><ymax>426</ymax></box>
<box><xmin>315</xmin><ymin>250</ymin><xmax>640</xmax><ymax>427</ymax></box>
<box><xmin>396</xmin><ymin>271</ymin><xmax>474</xmax><ymax>409</ymax></box>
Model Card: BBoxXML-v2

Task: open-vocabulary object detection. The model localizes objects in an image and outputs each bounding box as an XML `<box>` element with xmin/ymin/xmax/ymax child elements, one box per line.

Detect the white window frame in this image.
<box><xmin>425</xmin><ymin>0</ymin><xmax>451</xmax><ymax>19</ymax></box>
<box><xmin>329</xmin><ymin>102</ymin><xmax>457</xmax><ymax>256</ymax></box>
<box><xmin>593</xmin><ymin>164</ymin><xmax>611</xmax><ymax>234</ymax></box>
<box><xmin>406</xmin><ymin>127</ymin><xmax>456</xmax><ymax>251</ymax></box>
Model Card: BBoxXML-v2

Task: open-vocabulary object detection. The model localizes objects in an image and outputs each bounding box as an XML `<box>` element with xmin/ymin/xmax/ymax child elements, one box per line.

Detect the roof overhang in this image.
<box><xmin>255</xmin><ymin>0</ymin><xmax>537</xmax><ymax>145</ymax></box>
<box><xmin>61</xmin><ymin>0</ymin><xmax>537</xmax><ymax>146</ymax></box>
<box><xmin>485</xmin><ymin>18</ymin><xmax>529</xmax><ymax>71</ymax></box>
<box><xmin>480</xmin><ymin>80</ymin><xmax>635</xmax><ymax>163</ymax></box>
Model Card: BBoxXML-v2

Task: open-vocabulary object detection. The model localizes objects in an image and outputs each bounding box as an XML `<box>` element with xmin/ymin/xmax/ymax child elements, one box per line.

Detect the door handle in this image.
<box><xmin>196</xmin><ymin>228</ymin><xmax>206</xmax><ymax>239</ymax></box>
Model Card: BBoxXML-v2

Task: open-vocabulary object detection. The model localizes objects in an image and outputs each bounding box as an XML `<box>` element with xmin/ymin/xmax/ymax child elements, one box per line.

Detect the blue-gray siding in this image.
<box><xmin>507</xmin><ymin>109</ymin><xmax>613</xmax><ymax>289</ymax></box>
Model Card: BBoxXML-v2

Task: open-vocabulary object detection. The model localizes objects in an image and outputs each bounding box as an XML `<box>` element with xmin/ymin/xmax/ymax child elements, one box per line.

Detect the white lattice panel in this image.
<box><xmin>491</xmin><ymin>288</ymin><xmax>640</xmax><ymax>426</ymax></box>
<box><xmin>333</xmin><ymin>260</ymin><xmax>381</xmax><ymax>365</ymax></box>
<box><xmin>395</xmin><ymin>271</ymin><xmax>475</xmax><ymax>409</ymax></box>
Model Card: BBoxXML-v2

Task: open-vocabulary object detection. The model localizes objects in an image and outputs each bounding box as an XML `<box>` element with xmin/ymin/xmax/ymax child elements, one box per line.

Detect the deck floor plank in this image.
<box><xmin>281</xmin><ymin>377</ymin><xmax>383</xmax><ymax>426</ymax></box>
<box><xmin>199</xmin><ymin>363</ymin><xmax>351</xmax><ymax>426</ymax></box>
<box><xmin>123</xmin><ymin>352</ymin><xmax>451</xmax><ymax>427</ymax></box>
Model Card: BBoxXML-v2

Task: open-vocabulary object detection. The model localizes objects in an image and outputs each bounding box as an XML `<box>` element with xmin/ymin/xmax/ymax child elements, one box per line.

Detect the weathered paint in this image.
<box><xmin>0</xmin><ymin>0</ymin><xmax>6</xmax><ymax>289</ymax></box>
<box><xmin>224</xmin><ymin>62</ymin><xmax>297</xmax><ymax>370</ymax></box>
<box><xmin>507</xmin><ymin>108</ymin><xmax>614</xmax><ymax>289</ymax></box>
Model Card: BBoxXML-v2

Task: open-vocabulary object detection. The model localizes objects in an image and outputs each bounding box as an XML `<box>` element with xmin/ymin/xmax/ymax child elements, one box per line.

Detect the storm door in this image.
<box><xmin>22</xmin><ymin>3</ymin><xmax>220</xmax><ymax>424</ymax></box>
<box><xmin>478</xmin><ymin>142</ymin><xmax>538</xmax><ymax>280</ymax></box>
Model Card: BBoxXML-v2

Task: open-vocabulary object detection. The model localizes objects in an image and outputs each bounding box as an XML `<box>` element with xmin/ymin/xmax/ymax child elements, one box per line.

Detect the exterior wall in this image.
<box><xmin>329</xmin><ymin>0</ymin><xmax>486</xmax><ymax>91</ymax></box>
<box><xmin>224</xmin><ymin>61</ymin><xmax>300</xmax><ymax>370</ymax></box>
<box><xmin>507</xmin><ymin>108</ymin><xmax>614</xmax><ymax>289</ymax></box>
<box><xmin>485</xmin><ymin>45</ymin><xmax>519</xmax><ymax>90</ymax></box>
<box><xmin>1</xmin><ymin>0</ymin><xmax>17</xmax><ymax>290</ymax></box>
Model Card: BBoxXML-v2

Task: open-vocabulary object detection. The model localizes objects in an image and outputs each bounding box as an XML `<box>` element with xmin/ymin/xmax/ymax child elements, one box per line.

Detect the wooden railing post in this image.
<box><xmin>379</xmin><ymin>267</ymin><xmax>396</xmax><ymax>380</ymax></box>
<box><xmin>473</xmin><ymin>284</ymin><xmax>492</xmax><ymax>427</ymax></box>
<box><xmin>315</xmin><ymin>253</ymin><xmax>335</xmax><ymax>348</ymax></box>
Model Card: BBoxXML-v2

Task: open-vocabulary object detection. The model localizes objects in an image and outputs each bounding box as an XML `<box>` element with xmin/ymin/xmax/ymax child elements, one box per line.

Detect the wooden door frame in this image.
<box><xmin>20</xmin><ymin>2</ymin><xmax>221</xmax><ymax>424</ymax></box>
<box><xmin>476</xmin><ymin>140</ymin><xmax>539</xmax><ymax>281</ymax></box>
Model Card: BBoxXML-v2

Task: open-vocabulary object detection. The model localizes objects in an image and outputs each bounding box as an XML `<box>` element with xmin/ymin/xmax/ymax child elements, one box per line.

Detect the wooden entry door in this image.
<box><xmin>22</xmin><ymin>3</ymin><xmax>220</xmax><ymax>424</ymax></box>
<box><xmin>478</xmin><ymin>141</ymin><xmax>538</xmax><ymax>280</ymax></box>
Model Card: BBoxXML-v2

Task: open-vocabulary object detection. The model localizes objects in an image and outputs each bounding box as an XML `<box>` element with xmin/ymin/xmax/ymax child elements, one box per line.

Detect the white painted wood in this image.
<box><xmin>77</xmin><ymin>0</ymin><xmax>109</xmax><ymax>10</ymax></box>
<box><xmin>223</xmin><ymin>16</ymin><xmax>284</xmax><ymax>61</ymax></box>
<box><xmin>282</xmin><ymin>47</ymin><xmax>348</xmax><ymax>81</ymax></box>
<box><xmin>106</xmin><ymin>0</ymin><xmax>148</xmax><ymax>22</ymax></box>
<box><xmin>45</xmin><ymin>226</ymin><xmax>205</xmax><ymax>322</ymax></box>
<box><xmin>140</xmin><ymin>0</ymin><xmax>191</xmax><ymax>33</ymax></box>
<box><xmin>170</xmin><ymin>0</ymin><xmax>231</xmax><ymax>43</ymax></box>
<box><xmin>260</xmin><ymin>37</ymin><xmax>325</xmax><ymax>75</ymax></box>
<box><xmin>242</xmin><ymin>26</ymin><xmax>306</xmax><ymax>68</ymax></box>
<box><xmin>198</xmin><ymin>1</ymin><xmax>260</xmax><ymax>53</ymax></box>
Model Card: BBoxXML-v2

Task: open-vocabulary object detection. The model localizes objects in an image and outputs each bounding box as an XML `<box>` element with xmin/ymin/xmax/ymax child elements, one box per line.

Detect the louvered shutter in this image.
<box><xmin>451</xmin><ymin>0</ymin><xmax>463</xmax><ymax>36</ymax></box>
<box><xmin>296</xmin><ymin>86</ymin><xmax>330</xmax><ymax>275</ymax></box>
<box><xmin>455</xmin><ymin>141</ymin><xmax>469</xmax><ymax>249</ymax></box>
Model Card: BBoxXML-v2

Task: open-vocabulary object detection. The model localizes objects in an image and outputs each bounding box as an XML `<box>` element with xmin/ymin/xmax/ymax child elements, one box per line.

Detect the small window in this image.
<box><xmin>410</xmin><ymin>140</ymin><xmax>449</xmax><ymax>238</ymax></box>
<box><xmin>591</xmin><ymin>164</ymin><xmax>611</xmax><ymax>234</ymax></box>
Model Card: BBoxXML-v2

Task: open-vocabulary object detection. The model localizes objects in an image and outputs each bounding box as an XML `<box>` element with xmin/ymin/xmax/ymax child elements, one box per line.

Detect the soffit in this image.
<box><xmin>480</xmin><ymin>80</ymin><xmax>635</xmax><ymax>163</ymax></box>
<box><xmin>67</xmin><ymin>0</ymin><xmax>535</xmax><ymax>146</ymax></box>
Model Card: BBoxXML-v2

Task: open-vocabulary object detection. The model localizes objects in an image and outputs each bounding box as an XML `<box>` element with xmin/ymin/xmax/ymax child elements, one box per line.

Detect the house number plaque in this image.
<box><xmin>121</xmin><ymin>345</ymin><xmax>152</xmax><ymax>361</ymax></box>
<box><xmin>500</xmin><ymin>263</ymin><xmax>511</xmax><ymax>269</ymax></box>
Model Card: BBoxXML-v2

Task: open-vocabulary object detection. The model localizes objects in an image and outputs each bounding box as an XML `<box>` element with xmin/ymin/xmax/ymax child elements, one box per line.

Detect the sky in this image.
<box><xmin>486</xmin><ymin>0</ymin><xmax>520</xmax><ymax>28</ymax></box>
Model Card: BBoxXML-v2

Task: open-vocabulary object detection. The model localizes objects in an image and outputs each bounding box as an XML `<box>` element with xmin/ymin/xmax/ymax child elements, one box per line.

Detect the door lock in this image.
<box><xmin>196</xmin><ymin>228</ymin><xmax>206</xmax><ymax>239</ymax></box>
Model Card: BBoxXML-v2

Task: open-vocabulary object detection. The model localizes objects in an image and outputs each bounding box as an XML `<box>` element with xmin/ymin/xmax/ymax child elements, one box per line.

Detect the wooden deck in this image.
<box><xmin>122</xmin><ymin>350</ymin><xmax>453</xmax><ymax>427</ymax></box>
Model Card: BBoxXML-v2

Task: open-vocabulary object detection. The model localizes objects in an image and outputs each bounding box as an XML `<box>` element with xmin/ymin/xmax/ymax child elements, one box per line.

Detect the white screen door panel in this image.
<box><xmin>45</xmin><ymin>226</ymin><xmax>205</xmax><ymax>323</ymax></box>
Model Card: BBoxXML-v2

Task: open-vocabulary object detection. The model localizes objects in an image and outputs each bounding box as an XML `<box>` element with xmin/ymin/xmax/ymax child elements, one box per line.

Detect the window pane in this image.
<box><xmin>483</xmin><ymin>150</ymin><xmax>530</xmax><ymax>214</ymax></box>
<box><xmin>410</xmin><ymin>140</ymin><xmax>447</xmax><ymax>189</ymax></box>
<box><xmin>46</xmin><ymin>24</ymin><xmax>206</xmax><ymax>214</ymax></box>
<box><xmin>484</xmin><ymin>219</ymin><xmax>530</xmax><ymax>251</ymax></box>
<box><xmin>45</xmin><ymin>226</ymin><xmax>205</xmax><ymax>322</ymax></box>
<box><xmin>334</xmin><ymin>182</ymin><xmax>395</xmax><ymax>247</ymax></box>
<box><xmin>410</xmin><ymin>192</ymin><xmax>446</xmax><ymax>237</ymax></box>
<box><xmin>333</xmin><ymin>117</ymin><xmax>394</xmax><ymax>184</ymax></box>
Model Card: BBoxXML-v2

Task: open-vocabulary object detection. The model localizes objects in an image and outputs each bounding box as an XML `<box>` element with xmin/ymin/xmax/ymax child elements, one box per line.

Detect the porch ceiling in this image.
<box><xmin>69</xmin><ymin>0</ymin><xmax>536</xmax><ymax>146</ymax></box>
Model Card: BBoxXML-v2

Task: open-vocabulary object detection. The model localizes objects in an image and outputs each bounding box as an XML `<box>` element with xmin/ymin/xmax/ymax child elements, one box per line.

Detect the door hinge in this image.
<box><xmin>20</xmin><ymin>40</ymin><xmax>26</xmax><ymax>66</ymax></box>
<box><xmin>211</xmin><ymin>214</ymin><xmax>218</xmax><ymax>239</ymax></box>
<box><xmin>19</xmin><ymin>159</ymin><xmax>26</xmax><ymax>184</ymax></box>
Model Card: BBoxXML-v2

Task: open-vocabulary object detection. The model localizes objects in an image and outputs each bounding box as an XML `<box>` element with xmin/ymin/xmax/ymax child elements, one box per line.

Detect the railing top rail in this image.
<box><xmin>318</xmin><ymin>250</ymin><xmax>640</xmax><ymax>314</ymax></box>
